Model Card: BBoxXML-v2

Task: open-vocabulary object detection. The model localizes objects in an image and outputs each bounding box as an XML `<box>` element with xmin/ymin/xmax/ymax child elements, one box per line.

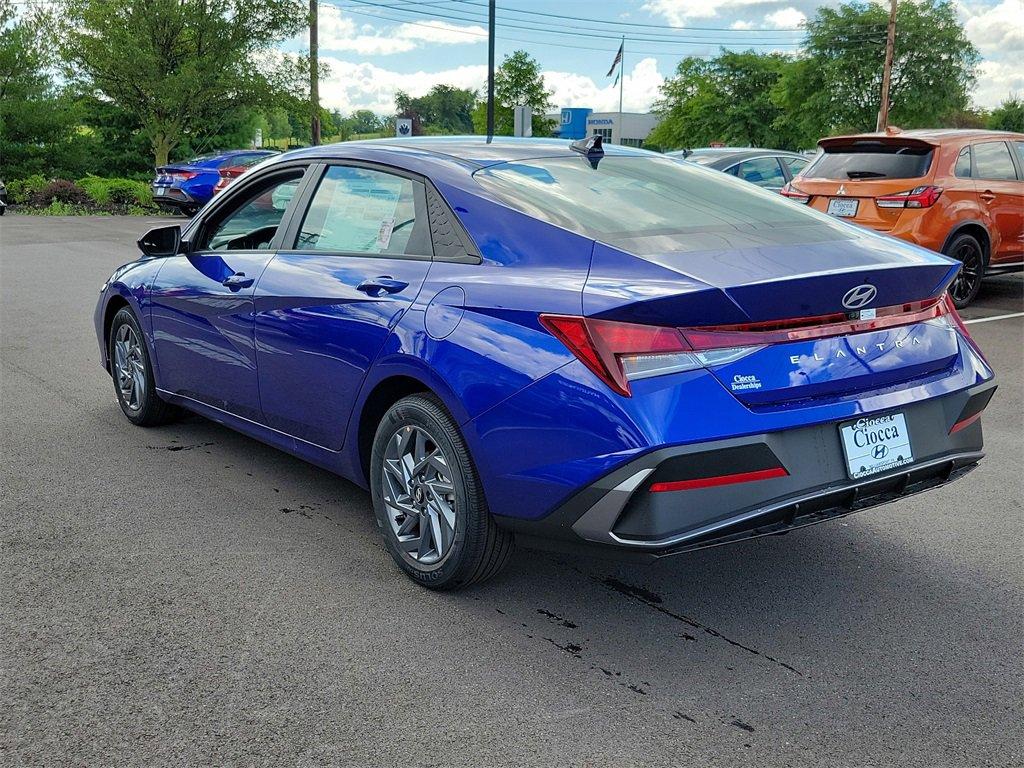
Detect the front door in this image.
<box><xmin>254</xmin><ymin>164</ymin><xmax>434</xmax><ymax>449</ymax></box>
<box><xmin>149</xmin><ymin>169</ymin><xmax>306</xmax><ymax>420</ymax></box>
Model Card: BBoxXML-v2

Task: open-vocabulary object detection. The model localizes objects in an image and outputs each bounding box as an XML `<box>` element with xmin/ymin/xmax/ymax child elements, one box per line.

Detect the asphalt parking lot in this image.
<box><xmin>1</xmin><ymin>215</ymin><xmax>1021</xmax><ymax>767</ymax></box>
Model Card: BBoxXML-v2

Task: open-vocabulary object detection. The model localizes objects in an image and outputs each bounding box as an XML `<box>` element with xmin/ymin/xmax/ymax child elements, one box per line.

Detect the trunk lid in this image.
<box><xmin>584</xmin><ymin>235</ymin><xmax>962</xmax><ymax>405</ymax></box>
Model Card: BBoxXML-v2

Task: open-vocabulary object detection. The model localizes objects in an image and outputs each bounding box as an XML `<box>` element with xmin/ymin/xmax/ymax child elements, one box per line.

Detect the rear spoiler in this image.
<box><xmin>818</xmin><ymin>135</ymin><xmax>937</xmax><ymax>152</ymax></box>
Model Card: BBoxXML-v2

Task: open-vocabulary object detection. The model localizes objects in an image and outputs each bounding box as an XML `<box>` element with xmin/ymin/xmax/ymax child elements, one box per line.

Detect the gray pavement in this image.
<box><xmin>1</xmin><ymin>215</ymin><xmax>1022</xmax><ymax>767</ymax></box>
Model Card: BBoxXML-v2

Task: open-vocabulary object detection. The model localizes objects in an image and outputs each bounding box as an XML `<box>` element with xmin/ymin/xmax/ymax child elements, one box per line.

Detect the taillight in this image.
<box><xmin>541</xmin><ymin>295</ymin><xmax>968</xmax><ymax>397</ymax></box>
<box><xmin>875</xmin><ymin>185</ymin><xmax>942</xmax><ymax>209</ymax></box>
<box><xmin>780</xmin><ymin>182</ymin><xmax>810</xmax><ymax>204</ymax></box>
<box><xmin>539</xmin><ymin>315</ymin><xmax>760</xmax><ymax>397</ymax></box>
<box><xmin>170</xmin><ymin>171</ymin><xmax>198</xmax><ymax>182</ymax></box>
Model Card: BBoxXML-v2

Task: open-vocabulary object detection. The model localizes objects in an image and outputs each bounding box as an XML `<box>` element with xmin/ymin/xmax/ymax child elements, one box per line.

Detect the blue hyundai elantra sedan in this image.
<box><xmin>95</xmin><ymin>137</ymin><xmax>996</xmax><ymax>589</ymax></box>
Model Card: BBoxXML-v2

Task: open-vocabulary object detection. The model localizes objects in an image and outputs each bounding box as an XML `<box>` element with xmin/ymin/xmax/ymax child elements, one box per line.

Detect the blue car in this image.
<box><xmin>97</xmin><ymin>137</ymin><xmax>996</xmax><ymax>590</ymax></box>
<box><xmin>152</xmin><ymin>149</ymin><xmax>277</xmax><ymax>216</ymax></box>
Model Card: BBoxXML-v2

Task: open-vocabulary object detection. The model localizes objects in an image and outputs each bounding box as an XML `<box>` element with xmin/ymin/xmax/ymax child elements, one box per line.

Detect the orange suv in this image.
<box><xmin>782</xmin><ymin>129</ymin><xmax>1024</xmax><ymax>307</ymax></box>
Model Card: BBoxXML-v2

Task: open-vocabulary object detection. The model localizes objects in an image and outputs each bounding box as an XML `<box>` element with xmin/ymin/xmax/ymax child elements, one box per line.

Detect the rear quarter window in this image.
<box><xmin>805</xmin><ymin>143</ymin><xmax>934</xmax><ymax>180</ymax></box>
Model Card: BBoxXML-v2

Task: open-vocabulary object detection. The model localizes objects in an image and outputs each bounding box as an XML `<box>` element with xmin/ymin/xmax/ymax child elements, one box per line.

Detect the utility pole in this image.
<box><xmin>310</xmin><ymin>0</ymin><xmax>321</xmax><ymax>146</ymax></box>
<box><xmin>486</xmin><ymin>0</ymin><xmax>495</xmax><ymax>140</ymax></box>
<box><xmin>876</xmin><ymin>0</ymin><xmax>897</xmax><ymax>131</ymax></box>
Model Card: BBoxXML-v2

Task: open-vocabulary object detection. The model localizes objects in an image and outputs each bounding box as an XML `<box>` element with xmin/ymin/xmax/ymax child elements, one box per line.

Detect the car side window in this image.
<box><xmin>954</xmin><ymin>146</ymin><xmax>972</xmax><ymax>178</ymax></box>
<box><xmin>973</xmin><ymin>141</ymin><xmax>1017</xmax><ymax>181</ymax></box>
<box><xmin>783</xmin><ymin>156</ymin><xmax>809</xmax><ymax>176</ymax></box>
<box><xmin>295</xmin><ymin>166</ymin><xmax>430</xmax><ymax>257</ymax></box>
<box><xmin>197</xmin><ymin>172</ymin><xmax>303</xmax><ymax>252</ymax></box>
<box><xmin>732</xmin><ymin>157</ymin><xmax>786</xmax><ymax>188</ymax></box>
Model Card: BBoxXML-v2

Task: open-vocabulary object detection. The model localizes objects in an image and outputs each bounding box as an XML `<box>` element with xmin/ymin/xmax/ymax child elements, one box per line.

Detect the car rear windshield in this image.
<box><xmin>804</xmin><ymin>143</ymin><xmax>934</xmax><ymax>180</ymax></box>
<box><xmin>473</xmin><ymin>154</ymin><xmax>851</xmax><ymax>254</ymax></box>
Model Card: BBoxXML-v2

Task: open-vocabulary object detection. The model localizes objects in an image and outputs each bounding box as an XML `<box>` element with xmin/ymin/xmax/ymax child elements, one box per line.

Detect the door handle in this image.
<box><xmin>222</xmin><ymin>273</ymin><xmax>255</xmax><ymax>291</ymax></box>
<box><xmin>979</xmin><ymin>190</ymin><xmax>996</xmax><ymax>203</ymax></box>
<box><xmin>357</xmin><ymin>276</ymin><xmax>409</xmax><ymax>296</ymax></box>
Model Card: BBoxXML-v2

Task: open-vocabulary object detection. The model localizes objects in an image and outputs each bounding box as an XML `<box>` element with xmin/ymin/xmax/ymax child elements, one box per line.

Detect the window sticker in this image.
<box><xmin>315</xmin><ymin>174</ymin><xmax>404</xmax><ymax>253</ymax></box>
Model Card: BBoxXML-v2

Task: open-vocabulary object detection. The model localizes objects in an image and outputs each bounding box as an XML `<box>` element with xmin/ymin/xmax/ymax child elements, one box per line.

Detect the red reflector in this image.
<box><xmin>950</xmin><ymin>412</ymin><xmax>982</xmax><ymax>434</ymax></box>
<box><xmin>649</xmin><ymin>466</ymin><xmax>788</xmax><ymax>493</ymax></box>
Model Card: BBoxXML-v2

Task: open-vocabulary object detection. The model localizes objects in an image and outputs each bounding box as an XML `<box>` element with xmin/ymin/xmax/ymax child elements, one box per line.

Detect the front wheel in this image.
<box><xmin>108</xmin><ymin>307</ymin><xmax>179</xmax><ymax>426</ymax></box>
<box><xmin>945</xmin><ymin>233</ymin><xmax>986</xmax><ymax>309</ymax></box>
<box><xmin>370</xmin><ymin>394</ymin><xmax>513</xmax><ymax>590</ymax></box>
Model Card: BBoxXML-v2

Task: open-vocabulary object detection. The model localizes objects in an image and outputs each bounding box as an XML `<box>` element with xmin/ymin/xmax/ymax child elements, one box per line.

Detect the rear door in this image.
<box><xmin>797</xmin><ymin>138</ymin><xmax>936</xmax><ymax>231</ymax></box>
<box><xmin>972</xmin><ymin>140</ymin><xmax>1024</xmax><ymax>262</ymax></box>
<box><xmin>253</xmin><ymin>163</ymin><xmax>434</xmax><ymax>449</ymax></box>
<box><xmin>149</xmin><ymin>166</ymin><xmax>308</xmax><ymax>420</ymax></box>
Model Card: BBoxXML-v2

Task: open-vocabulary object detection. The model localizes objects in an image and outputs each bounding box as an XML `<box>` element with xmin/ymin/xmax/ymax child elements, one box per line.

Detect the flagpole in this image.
<box><xmin>617</xmin><ymin>36</ymin><xmax>624</xmax><ymax>145</ymax></box>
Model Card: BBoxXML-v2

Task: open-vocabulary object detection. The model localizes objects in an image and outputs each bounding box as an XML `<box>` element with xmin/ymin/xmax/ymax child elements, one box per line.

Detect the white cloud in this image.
<box><xmin>543</xmin><ymin>58</ymin><xmax>665</xmax><ymax>113</ymax></box>
<box><xmin>961</xmin><ymin>0</ymin><xmax>1024</xmax><ymax>58</ymax></box>
<box><xmin>974</xmin><ymin>59</ymin><xmax>1024</xmax><ymax>109</ymax></box>
<box><xmin>765</xmin><ymin>7</ymin><xmax>806</xmax><ymax>29</ymax></box>
<box><xmin>320</xmin><ymin>57</ymin><xmax>488</xmax><ymax>114</ymax></box>
<box><xmin>396</xmin><ymin>20</ymin><xmax>487</xmax><ymax>44</ymax></box>
<box><xmin>730</xmin><ymin>20</ymin><xmax>756</xmax><ymax>30</ymax></box>
<box><xmin>315</xmin><ymin>7</ymin><xmax>483</xmax><ymax>55</ymax></box>
<box><xmin>642</xmin><ymin>0</ymin><xmax>777</xmax><ymax>23</ymax></box>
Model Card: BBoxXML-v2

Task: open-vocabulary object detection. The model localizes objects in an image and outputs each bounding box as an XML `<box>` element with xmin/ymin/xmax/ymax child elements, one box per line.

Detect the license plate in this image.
<box><xmin>827</xmin><ymin>198</ymin><xmax>859</xmax><ymax>217</ymax></box>
<box><xmin>839</xmin><ymin>413</ymin><xmax>913</xmax><ymax>479</ymax></box>
<box><xmin>153</xmin><ymin>186</ymin><xmax>168</xmax><ymax>196</ymax></box>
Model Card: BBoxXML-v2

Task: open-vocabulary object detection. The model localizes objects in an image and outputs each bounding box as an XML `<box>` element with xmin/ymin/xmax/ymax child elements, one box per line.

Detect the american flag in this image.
<box><xmin>606</xmin><ymin>41</ymin><xmax>623</xmax><ymax>78</ymax></box>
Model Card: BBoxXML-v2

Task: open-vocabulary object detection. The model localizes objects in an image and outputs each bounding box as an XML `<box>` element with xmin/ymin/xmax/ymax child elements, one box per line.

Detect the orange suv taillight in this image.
<box><xmin>875</xmin><ymin>185</ymin><xmax>942</xmax><ymax>209</ymax></box>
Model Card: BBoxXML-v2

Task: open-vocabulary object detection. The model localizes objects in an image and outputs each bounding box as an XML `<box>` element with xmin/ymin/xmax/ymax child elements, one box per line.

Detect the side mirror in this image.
<box><xmin>137</xmin><ymin>224</ymin><xmax>182</xmax><ymax>258</ymax></box>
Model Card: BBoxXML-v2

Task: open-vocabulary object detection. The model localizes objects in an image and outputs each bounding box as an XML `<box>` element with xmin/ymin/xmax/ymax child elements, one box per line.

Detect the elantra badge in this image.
<box><xmin>842</xmin><ymin>284</ymin><xmax>877</xmax><ymax>310</ymax></box>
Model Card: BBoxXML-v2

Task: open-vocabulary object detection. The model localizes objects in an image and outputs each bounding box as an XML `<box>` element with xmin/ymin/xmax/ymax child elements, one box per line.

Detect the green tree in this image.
<box><xmin>649</xmin><ymin>52</ymin><xmax>792</xmax><ymax>150</ymax></box>
<box><xmin>988</xmin><ymin>97</ymin><xmax>1024</xmax><ymax>132</ymax></box>
<box><xmin>471</xmin><ymin>50</ymin><xmax>554</xmax><ymax>136</ymax></box>
<box><xmin>795</xmin><ymin>0</ymin><xmax>978</xmax><ymax>139</ymax></box>
<box><xmin>397</xmin><ymin>85</ymin><xmax>477</xmax><ymax>135</ymax></box>
<box><xmin>0</xmin><ymin>2</ymin><xmax>92</xmax><ymax>178</ymax></box>
<box><xmin>60</xmin><ymin>0</ymin><xmax>306</xmax><ymax>167</ymax></box>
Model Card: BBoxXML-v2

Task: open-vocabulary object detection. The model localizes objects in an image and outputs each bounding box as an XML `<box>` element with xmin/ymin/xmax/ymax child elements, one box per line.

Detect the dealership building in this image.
<box><xmin>550</xmin><ymin>107</ymin><xmax>660</xmax><ymax>147</ymax></box>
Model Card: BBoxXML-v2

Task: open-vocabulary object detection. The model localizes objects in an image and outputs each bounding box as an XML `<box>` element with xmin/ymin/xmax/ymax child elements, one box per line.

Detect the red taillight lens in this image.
<box><xmin>680</xmin><ymin>297</ymin><xmax>949</xmax><ymax>349</ymax></box>
<box><xmin>539</xmin><ymin>315</ymin><xmax>695</xmax><ymax>396</ymax></box>
<box><xmin>539</xmin><ymin>315</ymin><xmax>762</xmax><ymax>396</ymax></box>
<box><xmin>780</xmin><ymin>182</ymin><xmax>810</xmax><ymax>204</ymax></box>
<box><xmin>875</xmin><ymin>185</ymin><xmax>942</xmax><ymax>209</ymax></box>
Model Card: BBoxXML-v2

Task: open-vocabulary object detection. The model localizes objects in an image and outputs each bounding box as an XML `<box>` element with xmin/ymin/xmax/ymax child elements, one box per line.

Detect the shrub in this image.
<box><xmin>77</xmin><ymin>176</ymin><xmax>154</xmax><ymax>210</ymax></box>
<box><xmin>31</xmin><ymin>179</ymin><xmax>91</xmax><ymax>207</ymax></box>
<box><xmin>7</xmin><ymin>174</ymin><xmax>49</xmax><ymax>204</ymax></box>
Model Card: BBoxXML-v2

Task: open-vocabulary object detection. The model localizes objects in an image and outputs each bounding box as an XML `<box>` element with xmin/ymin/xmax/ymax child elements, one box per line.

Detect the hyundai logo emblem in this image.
<box><xmin>872</xmin><ymin>444</ymin><xmax>889</xmax><ymax>460</ymax></box>
<box><xmin>842</xmin><ymin>284</ymin><xmax>877</xmax><ymax>310</ymax></box>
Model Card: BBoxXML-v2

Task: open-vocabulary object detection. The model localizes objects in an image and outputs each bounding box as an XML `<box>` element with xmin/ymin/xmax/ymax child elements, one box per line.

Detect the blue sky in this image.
<box><xmin>286</xmin><ymin>1</ymin><xmax>1023</xmax><ymax>114</ymax></box>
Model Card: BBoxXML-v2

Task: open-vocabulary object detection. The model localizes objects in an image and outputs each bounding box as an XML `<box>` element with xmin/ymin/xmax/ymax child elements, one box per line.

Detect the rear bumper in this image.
<box><xmin>499</xmin><ymin>380</ymin><xmax>995</xmax><ymax>559</ymax></box>
<box><xmin>152</xmin><ymin>185</ymin><xmax>197</xmax><ymax>208</ymax></box>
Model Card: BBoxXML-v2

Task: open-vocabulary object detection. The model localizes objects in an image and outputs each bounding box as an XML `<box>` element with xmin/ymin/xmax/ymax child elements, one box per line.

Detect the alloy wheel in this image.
<box><xmin>949</xmin><ymin>241</ymin><xmax>982</xmax><ymax>305</ymax></box>
<box><xmin>113</xmin><ymin>323</ymin><xmax>146</xmax><ymax>411</ymax></box>
<box><xmin>381</xmin><ymin>425</ymin><xmax>457</xmax><ymax>566</ymax></box>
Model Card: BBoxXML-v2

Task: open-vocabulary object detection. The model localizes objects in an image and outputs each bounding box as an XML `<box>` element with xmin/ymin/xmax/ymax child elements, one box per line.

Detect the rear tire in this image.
<box><xmin>944</xmin><ymin>233</ymin><xmax>985</xmax><ymax>309</ymax></box>
<box><xmin>370</xmin><ymin>394</ymin><xmax>513</xmax><ymax>590</ymax></box>
<box><xmin>108</xmin><ymin>307</ymin><xmax>179</xmax><ymax>427</ymax></box>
